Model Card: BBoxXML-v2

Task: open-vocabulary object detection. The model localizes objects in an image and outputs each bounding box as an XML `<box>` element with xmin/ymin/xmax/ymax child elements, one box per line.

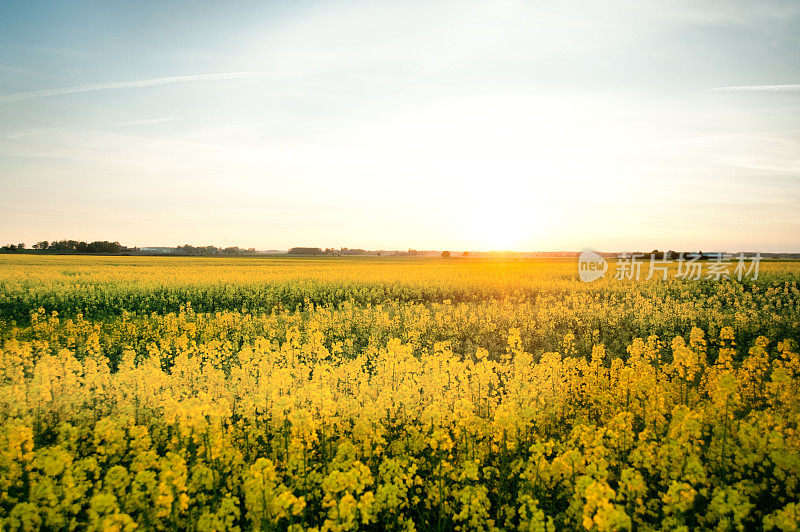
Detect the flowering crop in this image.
<box><xmin>0</xmin><ymin>256</ymin><xmax>799</xmax><ymax>530</ymax></box>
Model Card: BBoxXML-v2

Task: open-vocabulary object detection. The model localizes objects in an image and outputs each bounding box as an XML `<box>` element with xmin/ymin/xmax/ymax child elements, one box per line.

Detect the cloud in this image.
<box><xmin>112</xmin><ymin>117</ymin><xmax>179</xmax><ymax>127</ymax></box>
<box><xmin>712</xmin><ymin>84</ymin><xmax>800</xmax><ymax>92</ymax></box>
<box><xmin>0</xmin><ymin>72</ymin><xmax>273</xmax><ymax>102</ymax></box>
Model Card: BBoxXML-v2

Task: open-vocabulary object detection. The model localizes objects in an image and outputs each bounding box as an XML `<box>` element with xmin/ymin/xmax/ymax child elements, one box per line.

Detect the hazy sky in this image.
<box><xmin>1</xmin><ymin>0</ymin><xmax>799</xmax><ymax>251</ymax></box>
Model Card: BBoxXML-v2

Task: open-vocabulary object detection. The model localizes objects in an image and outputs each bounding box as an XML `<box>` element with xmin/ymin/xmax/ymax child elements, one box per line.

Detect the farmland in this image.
<box><xmin>1</xmin><ymin>255</ymin><xmax>799</xmax><ymax>531</ymax></box>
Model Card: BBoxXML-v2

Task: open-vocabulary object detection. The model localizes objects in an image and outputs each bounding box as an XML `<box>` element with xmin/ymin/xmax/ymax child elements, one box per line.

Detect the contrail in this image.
<box><xmin>0</xmin><ymin>72</ymin><xmax>272</xmax><ymax>102</ymax></box>
<box><xmin>713</xmin><ymin>84</ymin><xmax>800</xmax><ymax>92</ymax></box>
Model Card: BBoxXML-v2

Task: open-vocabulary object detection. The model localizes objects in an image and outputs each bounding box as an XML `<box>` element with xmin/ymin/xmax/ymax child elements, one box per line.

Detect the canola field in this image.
<box><xmin>1</xmin><ymin>255</ymin><xmax>799</xmax><ymax>531</ymax></box>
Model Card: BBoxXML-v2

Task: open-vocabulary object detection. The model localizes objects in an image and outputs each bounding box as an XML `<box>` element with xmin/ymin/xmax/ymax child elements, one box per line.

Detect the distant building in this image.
<box><xmin>340</xmin><ymin>248</ymin><xmax>366</xmax><ymax>255</ymax></box>
<box><xmin>140</xmin><ymin>247</ymin><xmax>177</xmax><ymax>254</ymax></box>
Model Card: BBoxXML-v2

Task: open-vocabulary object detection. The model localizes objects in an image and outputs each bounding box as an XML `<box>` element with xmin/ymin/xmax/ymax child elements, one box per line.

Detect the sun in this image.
<box><xmin>463</xmin><ymin>199</ymin><xmax>544</xmax><ymax>251</ymax></box>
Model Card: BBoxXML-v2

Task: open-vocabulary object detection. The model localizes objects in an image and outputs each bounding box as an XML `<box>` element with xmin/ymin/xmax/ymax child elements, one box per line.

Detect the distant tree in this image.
<box><xmin>177</xmin><ymin>244</ymin><xmax>219</xmax><ymax>255</ymax></box>
<box><xmin>33</xmin><ymin>241</ymin><xmax>49</xmax><ymax>250</ymax></box>
<box><xmin>17</xmin><ymin>243</ymin><xmax>25</xmax><ymax>250</ymax></box>
<box><xmin>289</xmin><ymin>247</ymin><xmax>323</xmax><ymax>255</ymax></box>
<box><xmin>49</xmin><ymin>239</ymin><xmax>81</xmax><ymax>252</ymax></box>
<box><xmin>441</xmin><ymin>251</ymin><xmax>451</xmax><ymax>258</ymax></box>
<box><xmin>85</xmin><ymin>241</ymin><xmax>123</xmax><ymax>253</ymax></box>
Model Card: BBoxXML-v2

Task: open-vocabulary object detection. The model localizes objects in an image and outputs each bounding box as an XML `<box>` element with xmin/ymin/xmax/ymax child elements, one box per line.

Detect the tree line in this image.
<box><xmin>0</xmin><ymin>241</ymin><xmax>261</xmax><ymax>255</ymax></box>
<box><xmin>1</xmin><ymin>240</ymin><xmax>126</xmax><ymax>253</ymax></box>
<box><xmin>175</xmin><ymin>245</ymin><xmax>257</xmax><ymax>255</ymax></box>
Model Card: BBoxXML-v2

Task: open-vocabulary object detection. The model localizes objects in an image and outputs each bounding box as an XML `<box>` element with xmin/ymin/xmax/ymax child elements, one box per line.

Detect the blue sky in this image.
<box><xmin>1</xmin><ymin>0</ymin><xmax>799</xmax><ymax>251</ymax></box>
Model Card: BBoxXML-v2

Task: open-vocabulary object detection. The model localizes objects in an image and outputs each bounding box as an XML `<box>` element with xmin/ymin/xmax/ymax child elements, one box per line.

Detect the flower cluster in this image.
<box><xmin>0</xmin><ymin>256</ymin><xmax>798</xmax><ymax>530</ymax></box>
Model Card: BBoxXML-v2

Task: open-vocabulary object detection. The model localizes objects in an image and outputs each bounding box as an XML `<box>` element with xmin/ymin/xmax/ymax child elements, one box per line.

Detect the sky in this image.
<box><xmin>1</xmin><ymin>0</ymin><xmax>799</xmax><ymax>252</ymax></box>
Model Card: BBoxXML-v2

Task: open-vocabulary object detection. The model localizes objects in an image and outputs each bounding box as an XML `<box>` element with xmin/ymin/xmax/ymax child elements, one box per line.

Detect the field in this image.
<box><xmin>1</xmin><ymin>255</ymin><xmax>799</xmax><ymax>531</ymax></box>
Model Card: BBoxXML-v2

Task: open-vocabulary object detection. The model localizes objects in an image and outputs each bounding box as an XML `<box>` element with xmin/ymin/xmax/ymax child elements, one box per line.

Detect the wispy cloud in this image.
<box><xmin>713</xmin><ymin>84</ymin><xmax>800</xmax><ymax>92</ymax></box>
<box><xmin>0</xmin><ymin>72</ymin><xmax>272</xmax><ymax>102</ymax></box>
<box><xmin>112</xmin><ymin>117</ymin><xmax>179</xmax><ymax>127</ymax></box>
